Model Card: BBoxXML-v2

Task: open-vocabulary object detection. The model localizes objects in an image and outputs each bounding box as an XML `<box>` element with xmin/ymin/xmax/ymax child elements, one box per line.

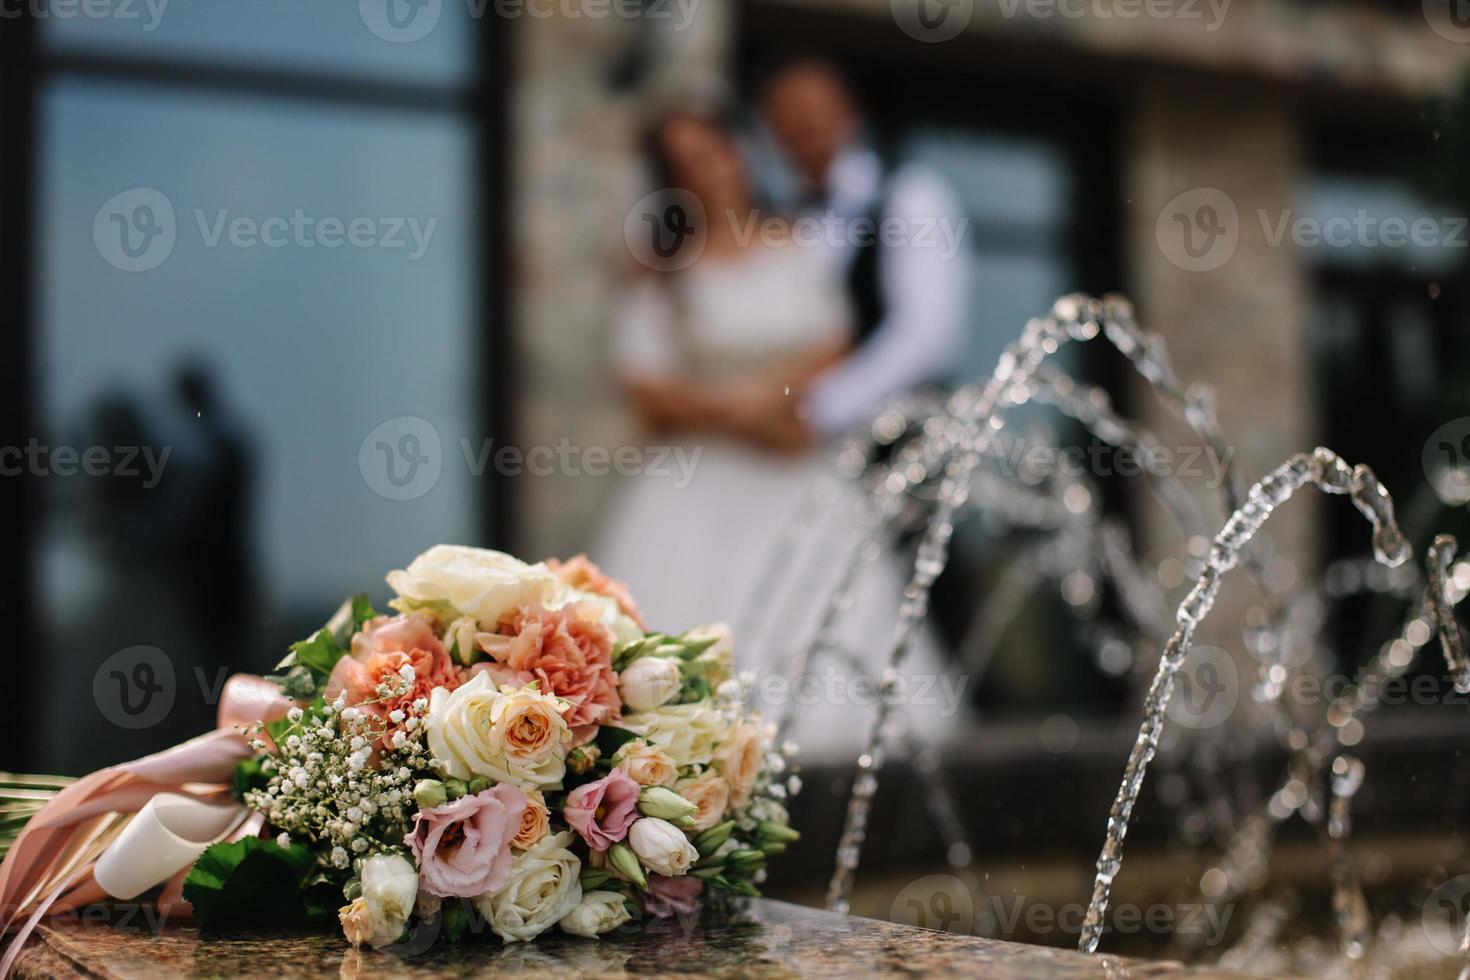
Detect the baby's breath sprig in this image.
<box><xmin>244</xmin><ymin>666</ymin><xmax>436</xmax><ymax>869</ymax></box>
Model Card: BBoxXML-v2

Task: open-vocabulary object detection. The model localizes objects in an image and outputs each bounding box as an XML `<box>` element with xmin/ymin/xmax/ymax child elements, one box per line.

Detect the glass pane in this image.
<box><xmin>1298</xmin><ymin>174</ymin><xmax>1462</xmax><ymax>273</ymax></box>
<box><xmin>34</xmin><ymin>78</ymin><xmax>481</xmax><ymax>771</ymax></box>
<box><xmin>904</xmin><ymin>129</ymin><xmax>1071</xmax><ymax>382</ymax></box>
<box><xmin>42</xmin><ymin>0</ymin><xmax>475</xmax><ymax>87</ymax></box>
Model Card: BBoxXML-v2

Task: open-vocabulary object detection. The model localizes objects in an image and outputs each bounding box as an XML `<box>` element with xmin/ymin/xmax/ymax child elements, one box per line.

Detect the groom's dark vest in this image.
<box><xmin>845</xmin><ymin>181</ymin><xmax>891</xmax><ymax>346</ymax></box>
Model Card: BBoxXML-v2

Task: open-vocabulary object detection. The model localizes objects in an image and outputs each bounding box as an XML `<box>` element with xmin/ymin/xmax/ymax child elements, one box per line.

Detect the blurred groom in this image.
<box><xmin>758</xmin><ymin>55</ymin><xmax>968</xmax><ymax>441</ymax></box>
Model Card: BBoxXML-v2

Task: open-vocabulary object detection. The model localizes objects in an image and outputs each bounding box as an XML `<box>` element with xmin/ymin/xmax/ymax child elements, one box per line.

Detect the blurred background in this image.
<box><xmin>6</xmin><ymin>0</ymin><xmax>1470</xmax><ymax>969</ymax></box>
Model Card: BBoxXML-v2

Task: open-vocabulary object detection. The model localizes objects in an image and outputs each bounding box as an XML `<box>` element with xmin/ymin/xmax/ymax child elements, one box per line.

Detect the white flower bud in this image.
<box><xmin>627</xmin><ymin>817</ymin><xmax>698</xmax><ymax>877</ymax></box>
<box><xmin>618</xmin><ymin>657</ymin><xmax>683</xmax><ymax>712</ymax></box>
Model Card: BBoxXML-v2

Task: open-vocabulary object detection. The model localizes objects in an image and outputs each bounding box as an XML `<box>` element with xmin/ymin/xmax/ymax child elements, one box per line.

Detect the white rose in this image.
<box><xmin>388</xmin><ymin>544</ymin><xmax>558</xmax><ymax>629</ymax></box>
<box><xmin>342</xmin><ymin>853</ymin><xmax>416</xmax><ymax>948</ymax></box>
<box><xmin>621</xmin><ymin>701</ymin><xmax>728</xmax><ymax>768</ymax></box>
<box><xmin>426</xmin><ymin>672</ymin><xmax>571</xmax><ymax>789</ymax></box>
<box><xmin>627</xmin><ymin>818</ymin><xmax>698</xmax><ymax>877</ymax></box>
<box><xmin>476</xmin><ymin>831</ymin><xmax>583</xmax><ymax>943</ymax></box>
<box><xmin>618</xmin><ymin>657</ymin><xmax>683</xmax><ymax>712</ymax></box>
<box><xmin>558</xmin><ymin>890</ymin><xmax>632</xmax><ymax>939</ymax></box>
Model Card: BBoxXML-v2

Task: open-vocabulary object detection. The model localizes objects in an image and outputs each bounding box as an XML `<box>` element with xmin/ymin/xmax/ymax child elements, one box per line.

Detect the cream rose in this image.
<box><xmin>614</xmin><ymin>740</ymin><xmax>678</xmax><ymax>788</ymax></box>
<box><xmin>475</xmin><ymin>830</ymin><xmax>583</xmax><ymax>943</ymax></box>
<box><xmin>714</xmin><ymin>722</ymin><xmax>764</xmax><ymax>807</ymax></box>
<box><xmin>627</xmin><ymin>818</ymin><xmax>698</xmax><ymax>877</ymax></box>
<box><xmin>340</xmin><ymin>853</ymin><xmax>418</xmax><ymax>948</ymax></box>
<box><xmin>558</xmin><ymin>890</ymin><xmax>632</xmax><ymax>939</ymax></box>
<box><xmin>620</xmin><ymin>701</ymin><xmax>728</xmax><ymax>768</ymax></box>
<box><xmin>426</xmin><ymin>672</ymin><xmax>572</xmax><ymax>789</ymax></box>
<box><xmin>675</xmin><ymin>772</ymin><xmax>731</xmax><ymax>831</ymax></box>
<box><xmin>388</xmin><ymin>545</ymin><xmax>558</xmax><ymax>629</ymax></box>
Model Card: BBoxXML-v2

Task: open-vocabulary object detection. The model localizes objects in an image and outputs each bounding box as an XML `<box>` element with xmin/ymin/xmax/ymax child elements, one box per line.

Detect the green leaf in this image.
<box><xmin>325</xmin><ymin>593</ymin><xmax>380</xmax><ymax>647</ymax></box>
<box><xmin>389</xmin><ymin>596</ymin><xmax>460</xmax><ymax>619</ymax></box>
<box><xmin>290</xmin><ymin>629</ymin><xmax>343</xmax><ymax>682</ymax></box>
<box><xmin>594</xmin><ymin>726</ymin><xmax>640</xmax><ymax>759</ymax></box>
<box><xmin>442</xmin><ymin>901</ymin><xmax>469</xmax><ymax>944</ymax></box>
<box><xmin>675</xmin><ymin>631</ymin><xmax>719</xmax><ymax>656</ymax></box>
<box><xmin>263</xmin><ymin>665</ymin><xmax>317</xmax><ymax>701</ymax></box>
<box><xmin>230</xmin><ymin>757</ymin><xmax>268</xmax><ymax>802</ymax></box>
<box><xmin>612</xmin><ymin>633</ymin><xmax>664</xmax><ymax>671</ymax></box>
<box><xmin>183</xmin><ymin>838</ymin><xmax>338</xmax><ymax>928</ymax></box>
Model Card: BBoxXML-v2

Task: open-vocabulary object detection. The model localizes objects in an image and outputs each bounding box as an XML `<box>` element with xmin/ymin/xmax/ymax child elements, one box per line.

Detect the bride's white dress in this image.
<box><xmin>599</xmin><ymin>243</ymin><xmax>969</xmax><ymax>761</ymax></box>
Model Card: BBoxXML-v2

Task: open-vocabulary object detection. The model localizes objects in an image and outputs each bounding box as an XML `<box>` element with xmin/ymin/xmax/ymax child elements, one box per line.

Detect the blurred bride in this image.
<box><xmin>598</xmin><ymin>110</ymin><xmax>966</xmax><ymax>757</ymax></box>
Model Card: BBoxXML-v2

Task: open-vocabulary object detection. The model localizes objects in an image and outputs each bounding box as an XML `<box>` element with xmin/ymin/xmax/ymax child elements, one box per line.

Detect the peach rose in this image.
<box><xmin>475</xmin><ymin>603</ymin><xmax>620</xmax><ymax>746</ymax></box>
<box><xmin>614</xmin><ymin>740</ymin><xmax>678</xmax><ymax>788</ymax></box>
<box><xmin>675</xmin><ymin>772</ymin><xmax>731</xmax><ymax>831</ymax></box>
<box><xmin>326</xmin><ymin>613</ymin><xmax>461</xmax><ymax>748</ymax></box>
<box><xmin>546</xmin><ymin>554</ymin><xmax>646</xmax><ymax>629</ymax></box>
<box><xmin>339</xmin><ymin>898</ymin><xmax>376</xmax><ymax>946</ymax></box>
<box><xmin>714</xmin><ymin>723</ymin><xmax>763</xmax><ymax>808</ymax></box>
<box><xmin>514</xmin><ymin>789</ymin><xmax>551</xmax><ymax>850</ymax></box>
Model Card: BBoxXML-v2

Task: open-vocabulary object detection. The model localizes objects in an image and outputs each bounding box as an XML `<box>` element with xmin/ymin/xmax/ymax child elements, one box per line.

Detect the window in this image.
<box><xmin>7</xmin><ymin>4</ymin><xmax>505</xmax><ymax>773</ymax></box>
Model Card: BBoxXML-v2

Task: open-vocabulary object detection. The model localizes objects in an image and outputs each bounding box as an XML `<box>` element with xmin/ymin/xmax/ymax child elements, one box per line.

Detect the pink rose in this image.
<box><xmin>546</xmin><ymin>554</ymin><xmax>647</xmax><ymax>629</ymax></box>
<box><xmin>404</xmin><ymin>784</ymin><xmax>527</xmax><ymax>898</ymax></box>
<box><xmin>641</xmin><ymin>875</ymin><xmax>703</xmax><ymax>919</ymax></box>
<box><xmin>563</xmin><ymin>768</ymin><xmax>640</xmax><ymax>851</ymax></box>
<box><xmin>475</xmin><ymin>604</ymin><xmax>620</xmax><ymax>746</ymax></box>
<box><xmin>326</xmin><ymin>613</ymin><xmax>461</xmax><ymax>748</ymax></box>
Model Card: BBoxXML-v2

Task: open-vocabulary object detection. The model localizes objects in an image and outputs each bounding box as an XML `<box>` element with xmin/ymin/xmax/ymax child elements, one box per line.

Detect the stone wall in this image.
<box><xmin>511</xmin><ymin>2</ymin><xmax>731</xmax><ymax>560</ymax></box>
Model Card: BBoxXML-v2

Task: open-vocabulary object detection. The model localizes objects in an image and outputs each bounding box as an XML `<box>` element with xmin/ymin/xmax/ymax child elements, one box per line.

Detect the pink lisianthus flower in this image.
<box><xmin>563</xmin><ymin>768</ymin><xmax>641</xmax><ymax>851</ymax></box>
<box><xmin>474</xmin><ymin>603</ymin><xmax>620</xmax><ymax>746</ymax></box>
<box><xmin>546</xmin><ymin>554</ymin><xmax>647</xmax><ymax>629</ymax></box>
<box><xmin>404</xmin><ymin>784</ymin><xmax>527</xmax><ymax>898</ymax></box>
<box><xmin>641</xmin><ymin>875</ymin><xmax>703</xmax><ymax>919</ymax></box>
<box><xmin>325</xmin><ymin>613</ymin><xmax>460</xmax><ymax>748</ymax></box>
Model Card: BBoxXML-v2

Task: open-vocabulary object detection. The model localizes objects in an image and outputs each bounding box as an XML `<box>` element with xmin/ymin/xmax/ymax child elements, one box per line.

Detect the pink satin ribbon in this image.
<box><xmin>0</xmin><ymin>674</ymin><xmax>290</xmax><ymax>976</ymax></box>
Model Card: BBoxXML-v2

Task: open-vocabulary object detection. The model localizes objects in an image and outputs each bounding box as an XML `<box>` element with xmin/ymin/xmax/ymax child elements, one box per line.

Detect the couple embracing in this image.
<box><xmin>599</xmin><ymin>57</ymin><xmax>971</xmax><ymax>756</ymax></box>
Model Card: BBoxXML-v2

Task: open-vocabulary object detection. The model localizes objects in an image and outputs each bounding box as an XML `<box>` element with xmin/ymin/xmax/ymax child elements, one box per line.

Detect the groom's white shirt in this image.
<box><xmin>802</xmin><ymin>146</ymin><xmax>968</xmax><ymax>437</ymax></box>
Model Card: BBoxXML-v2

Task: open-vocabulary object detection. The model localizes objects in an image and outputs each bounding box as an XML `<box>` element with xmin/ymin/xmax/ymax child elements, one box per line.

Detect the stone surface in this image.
<box><xmin>13</xmin><ymin>898</ymin><xmax>1267</xmax><ymax>978</ymax></box>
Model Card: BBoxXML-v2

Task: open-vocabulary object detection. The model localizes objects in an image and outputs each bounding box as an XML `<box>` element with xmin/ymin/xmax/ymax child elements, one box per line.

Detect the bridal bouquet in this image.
<box><xmin>0</xmin><ymin>546</ymin><xmax>798</xmax><ymax>961</ymax></box>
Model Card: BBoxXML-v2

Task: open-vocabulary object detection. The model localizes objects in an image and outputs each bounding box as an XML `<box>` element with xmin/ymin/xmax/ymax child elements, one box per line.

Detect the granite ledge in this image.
<box><xmin>12</xmin><ymin>898</ymin><xmax>1270</xmax><ymax>979</ymax></box>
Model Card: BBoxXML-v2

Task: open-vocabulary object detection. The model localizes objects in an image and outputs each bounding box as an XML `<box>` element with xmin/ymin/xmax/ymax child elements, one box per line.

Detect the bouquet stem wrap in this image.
<box><xmin>0</xmin><ymin>675</ymin><xmax>289</xmax><ymax>975</ymax></box>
